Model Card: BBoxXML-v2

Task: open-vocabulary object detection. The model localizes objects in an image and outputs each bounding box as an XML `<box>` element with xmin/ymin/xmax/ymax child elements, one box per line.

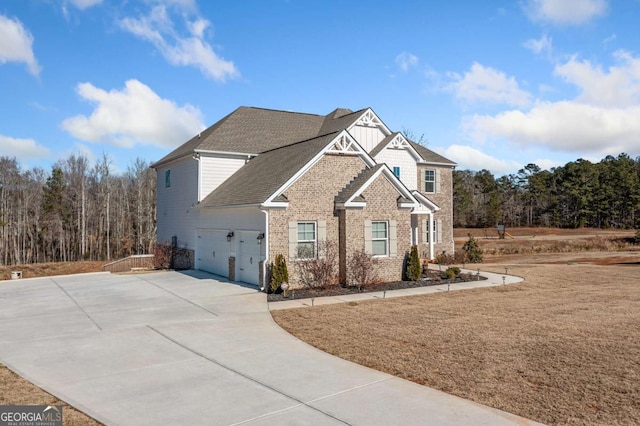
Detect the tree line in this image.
<box><xmin>453</xmin><ymin>153</ymin><xmax>640</xmax><ymax>229</ymax></box>
<box><xmin>0</xmin><ymin>154</ymin><xmax>156</xmax><ymax>266</ymax></box>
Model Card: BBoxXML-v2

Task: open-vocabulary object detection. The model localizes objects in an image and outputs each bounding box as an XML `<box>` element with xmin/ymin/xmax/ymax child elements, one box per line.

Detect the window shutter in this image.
<box><xmin>317</xmin><ymin>221</ymin><xmax>326</xmax><ymax>241</ymax></box>
<box><xmin>288</xmin><ymin>222</ymin><xmax>297</xmax><ymax>258</ymax></box>
<box><xmin>423</xmin><ymin>171</ymin><xmax>427</xmax><ymax>192</ymax></box>
<box><xmin>436</xmin><ymin>169</ymin><xmax>441</xmax><ymax>193</ymax></box>
<box><xmin>422</xmin><ymin>219</ymin><xmax>429</xmax><ymax>243</ymax></box>
<box><xmin>364</xmin><ymin>220</ymin><xmax>372</xmax><ymax>254</ymax></box>
<box><xmin>389</xmin><ymin>220</ymin><xmax>397</xmax><ymax>257</ymax></box>
<box><xmin>317</xmin><ymin>220</ymin><xmax>327</xmax><ymax>259</ymax></box>
<box><xmin>437</xmin><ymin>219</ymin><xmax>443</xmax><ymax>243</ymax></box>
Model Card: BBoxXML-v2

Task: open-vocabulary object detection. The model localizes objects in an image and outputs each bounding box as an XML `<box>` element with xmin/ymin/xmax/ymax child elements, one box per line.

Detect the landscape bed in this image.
<box><xmin>267</xmin><ymin>270</ymin><xmax>486</xmax><ymax>301</ymax></box>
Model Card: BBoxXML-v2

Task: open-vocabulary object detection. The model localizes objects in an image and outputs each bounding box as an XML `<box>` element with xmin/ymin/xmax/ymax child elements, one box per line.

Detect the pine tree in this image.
<box><xmin>270</xmin><ymin>253</ymin><xmax>289</xmax><ymax>293</ymax></box>
<box><xmin>406</xmin><ymin>245</ymin><xmax>421</xmax><ymax>281</ymax></box>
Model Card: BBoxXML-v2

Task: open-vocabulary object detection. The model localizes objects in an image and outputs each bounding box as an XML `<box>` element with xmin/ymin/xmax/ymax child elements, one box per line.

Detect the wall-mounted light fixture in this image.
<box><xmin>257</xmin><ymin>233</ymin><xmax>265</xmax><ymax>244</ymax></box>
<box><xmin>226</xmin><ymin>231</ymin><xmax>234</xmax><ymax>242</ymax></box>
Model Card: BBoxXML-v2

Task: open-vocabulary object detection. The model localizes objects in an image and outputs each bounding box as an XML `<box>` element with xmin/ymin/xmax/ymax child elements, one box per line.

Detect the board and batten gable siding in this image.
<box><xmin>199</xmin><ymin>156</ymin><xmax>247</xmax><ymax>201</ymax></box>
<box><xmin>156</xmin><ymin>156</ymin><xmax>199</xmax><ymax>250</ymax></box>
<box><xmin>374</xmin><ymin>147</ymin><xmax>418</xmax><ymax>191</ymax></box>
<box><xmin>349</xmin><ymin>124</ymin><xmax>386</xmax><ymax>153</ymax></box>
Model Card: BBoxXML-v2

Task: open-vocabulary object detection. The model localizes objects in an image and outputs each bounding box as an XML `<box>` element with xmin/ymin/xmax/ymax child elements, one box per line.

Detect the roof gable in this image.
<box><xmin>408</xmin><ymin>141</ymin><xmax>457</xmax><ymax>166</ymax></box>
<box><xmin>370</xmin><ymin>132</ymin><xmax>422</xmax><ymax>160</ymax></box>
<box><xmin>335</xmin><ymin>164</ymin><xmax>418</xmax><ymax>209</ymax></box>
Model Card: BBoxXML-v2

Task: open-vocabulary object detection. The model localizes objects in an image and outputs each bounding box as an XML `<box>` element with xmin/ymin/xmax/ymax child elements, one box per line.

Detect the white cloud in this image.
<box><xmin>465</xmin><ymin>101</ymin><xmax>640</xmax><ymax>156</ymax></box>
<box><xmin>524</xmin><ymin>34</ymin><xmax>553</xmax><ymax>57</ymax></box>
<box><xmin>448</xmin><ymin>62</ymin><xmax>532</xmax><ymax>108</ymax></box>
<box><xmin>554</xmin><ymin>50</ymin><xmax>640</xmax><ymax>107</ymax></box>
<box><xmin>0</xmin><ymin>14</ymin><xmax>41</xmax><ymax>76</ymax></box>
<box><xmin>0</xmin><ymin>134</ymin><xmax>50</xmax><ymax>160</ymax></box>
<box><xmin>438</xmin><ymin>144</ymin><xmax>521</xmax><ymax>175</ymax></box>
<box><xmin>67</xmin><ymin>0</ymin><xmax>103</xmax><ymax>10</ymax></box>
<box><xmin>395</xmin><ymin>52</ymin><xmax>418</xmax><ymax>72</ymax></box>
<box><xmin>61</xmin><ymin>79</ymin><xmax>205</xmax><ymax>148</ymax></box>
<box><xmin>523</xmin><ymin>0</ymin><xmax>607</xmax><ymax>25</ymax></box>
<box><xmin>119</xmin><ymin>5</ymin><xmax>238</xmax><ymax>82</ymax></box>
<box><xmin>463</xmin><ymin>50</ymin><xmax>640</xmax><ymax>159</ymax></box>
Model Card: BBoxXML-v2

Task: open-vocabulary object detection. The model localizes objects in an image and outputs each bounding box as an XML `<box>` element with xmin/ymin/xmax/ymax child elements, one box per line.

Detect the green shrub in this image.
<box><xmin>462</xmin><ymin>234</ymin><xmax>483</xmax><ymax>263</ymax></box>
<box><xmin>270</xmin><ymin>253</ymin><xmax>289</xmax><ymax>293</ymax></box>
<box><xmin>635</xmin><ymin>229</ymin><xmax>640</xmax><ymax>245</ymax></box>
<box><xmin>445</xmin><ymin>266</ymin><xmax>460</xmax><ymax>279</ymax></box>
<box><xmin>406</xmin><ymin>245</ymin><xmax>421</xmax><ymax>281</ymax></box>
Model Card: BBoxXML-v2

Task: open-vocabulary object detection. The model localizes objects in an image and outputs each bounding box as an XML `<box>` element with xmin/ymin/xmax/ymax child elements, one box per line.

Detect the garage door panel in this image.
<box><xmin>196</xmin><ymin>229</ymin><xmax>228</xmax><ymax>277</ymax></box>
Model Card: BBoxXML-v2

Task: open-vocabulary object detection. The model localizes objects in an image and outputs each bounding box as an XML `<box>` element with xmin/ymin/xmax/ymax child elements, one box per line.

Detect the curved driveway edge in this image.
<box><xmin>0</xmin><ymin>270</ymin><xmax>540</xmax><ymax>425</ymax></box>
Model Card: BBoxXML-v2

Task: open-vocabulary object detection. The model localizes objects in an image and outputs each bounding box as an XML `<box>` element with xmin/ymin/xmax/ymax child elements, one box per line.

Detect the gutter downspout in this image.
<box><xmin>260</xmin><ymin>208</ymin><xmax>269</xmax><ymax>292</ymax></box>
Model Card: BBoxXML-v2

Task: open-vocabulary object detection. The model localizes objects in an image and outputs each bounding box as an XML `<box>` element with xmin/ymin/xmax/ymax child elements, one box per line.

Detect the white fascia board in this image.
<box><xmin>343</xmin><ymin>201</ymin><xmax>366</xmax><ymax>208</ymax></box>
<box><xmin>417</xmin><ymin>161</ymin><xmax>458</xmax><ymax>167</ymax></box>
<box><xmin>263</xmin><ymin>130</ymin><xmax>373</xmax><ymax>205</ymax></box>
<box><xmin>412</xmin><ymin>191</ymin><xmax>441</xmax><ymax>211</ymax></box>
<box><xmin>399</xmin><ymin>202</ymin><xmax>418</xmax><ymax>208</ymax></box>
<box><xmin>194</xmin><ymin>149</ymin><xmax>257</xmax><ymax>158</ymax></box>
<box><xmin>260</xmin><ymin>201</ymin><xmax>289</xmax><ymax>209</ymax></box>
<box><xmin>199</xmin><ymin>202</ymin><xmax>263</xmax><ymax>209</ymax></box>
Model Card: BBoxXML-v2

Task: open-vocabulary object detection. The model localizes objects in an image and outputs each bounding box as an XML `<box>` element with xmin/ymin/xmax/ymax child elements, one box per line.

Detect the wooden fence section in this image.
<box><xmin>103</xmin><ymin>254</ymin><xmax>155</xmax><ymax>273</ymax></box>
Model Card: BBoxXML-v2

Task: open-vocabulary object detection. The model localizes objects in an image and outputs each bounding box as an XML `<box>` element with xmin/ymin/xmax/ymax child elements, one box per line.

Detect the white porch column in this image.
<box><xmin>428</xmin><ymin>212</ymin><xmax>435</xmax><ymax>260</ymax></box>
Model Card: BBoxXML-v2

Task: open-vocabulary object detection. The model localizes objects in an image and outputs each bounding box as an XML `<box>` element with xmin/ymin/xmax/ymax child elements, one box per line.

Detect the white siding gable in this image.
<box><xmin>199</xmin><ymin>155</ymin><xmax>246</xmax><ymax>200</ymax></box>
<box><xmin>156</xmin><ymin>157</ymin><xmax>199</xmax><ymax>249</ymax></box>
<box><xmin>374</xmin><ymin>147</ymin><xmax>418</xmax><ymax>191</ymax></box>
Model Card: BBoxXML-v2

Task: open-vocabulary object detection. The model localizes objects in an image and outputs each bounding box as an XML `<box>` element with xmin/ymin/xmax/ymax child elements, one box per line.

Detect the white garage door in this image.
<box><xmin>196</xmin><ymin>229</ymin><xmax>229</xmax><ymax>277</ymax></box>
<box><xmin>238</xmin><ymin>231</ymin><xmax>261</xmax><ymax>285</ymax></box>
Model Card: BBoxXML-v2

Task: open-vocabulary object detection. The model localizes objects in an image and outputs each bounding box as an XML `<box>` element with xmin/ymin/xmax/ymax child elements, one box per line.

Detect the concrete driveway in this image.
<box><xmin>0</xmin><ymin>271</ymin><xmax>541</xmax><ymax>425</ymax></box>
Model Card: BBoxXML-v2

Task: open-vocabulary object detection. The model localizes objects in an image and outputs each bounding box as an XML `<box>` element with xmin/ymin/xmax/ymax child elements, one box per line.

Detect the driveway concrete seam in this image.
<box><xmin>134</xmin><ymin>275</ymin><xmax>220</xmax><ymax>317</ymax></box>
<box><xmin>146</xmin><ymin>325</ymin><xmax>351</xmax><ymax>425</ymax></box>
<box><xmin>50</xmin><ymin>278</ymin><xmax>103</xmax><ymax>331</ymax></box>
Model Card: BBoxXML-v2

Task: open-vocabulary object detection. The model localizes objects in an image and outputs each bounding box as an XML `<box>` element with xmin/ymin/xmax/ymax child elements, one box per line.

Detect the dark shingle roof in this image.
<box><xmin>369</xmin><ymin>133</ymin><xmax>399</xmax><ymax>158</ymax></box>
<box><xmin>318</xmin><ymin>108</ymin><xmax>367</xmax><ymax>135</ymax></box>
<box><xmin>409</xmin><ymin>141</ymin><xmax>457</xmax><ymax>165</ymax></box>
<box><xmin>199</xmin><ymin>132</ymin><xmax>340</xmax><ymax>208</ymax></box>
<box><xmin>152</xmin><ymin>107</ymin><xmax>327</xmax><ymax>167</ymax></box>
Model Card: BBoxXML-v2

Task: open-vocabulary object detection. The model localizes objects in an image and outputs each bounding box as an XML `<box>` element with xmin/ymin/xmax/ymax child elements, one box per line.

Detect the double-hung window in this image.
<box><xmin>371</xmin><ymin>221</ymin><xmax>388</xmax><ymax>256</ymax></box>
<box><xmin>425</xmin><ymin>170</ymin><xmax>435</xmax><ymax>193</ymax></box>
<box><xmin>297</xmin><ymin>222</ymin><xmax>316</xmax><ymax>259</ymax></box>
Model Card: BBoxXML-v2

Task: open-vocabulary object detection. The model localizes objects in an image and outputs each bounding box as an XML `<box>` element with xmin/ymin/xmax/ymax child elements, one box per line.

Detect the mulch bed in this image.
<box><xmin>267</xmin><ymin>270</ymin><xmax>486</xmax><ymax>302</ymax></box>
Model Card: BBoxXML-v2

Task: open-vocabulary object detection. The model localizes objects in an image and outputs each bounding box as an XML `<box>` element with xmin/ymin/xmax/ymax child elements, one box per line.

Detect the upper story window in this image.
<box><xmin>371</xmin><ymin>221</ymin><xmax>388</xmax><ymax>256</ymax></box>
<box><xmin>425</xmin><ymin>170</ymin><xmax>435</xmax><ymax>193</ymax></box>
<box><xmin>165</xmin><ymin>170</ymin><xmax>171</xmax><ymax>188</ymax></box>
<box><xmin>392</xmin><ymin>166</ymin><xmax>400</xmax><ymax>179</ymax></box>
<box><xmin>297</xmin><ymin>222</ymin><xmax>316</xmax><ymax>259</ymax></box>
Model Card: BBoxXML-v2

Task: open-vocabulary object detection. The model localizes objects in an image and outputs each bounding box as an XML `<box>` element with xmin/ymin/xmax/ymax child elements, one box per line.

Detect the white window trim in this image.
<box><xmin>296</xmin><ymin>221</ymin><xmax>317</xmax><ymax>260</ymax></box>
<box><xmin>371</xmin><ymin>220</ymin><xmax>388</xmax><ymax>257</ymax></box>
<box><xmin>425</xmin><ymin>169</ymin><xmax>435</xmax><ymax>193</ymax></box>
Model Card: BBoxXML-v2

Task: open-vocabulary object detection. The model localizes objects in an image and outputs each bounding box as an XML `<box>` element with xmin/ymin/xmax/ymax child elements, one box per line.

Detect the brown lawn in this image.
<box><xmin>0</xmin><ymin>261</ymin><xmax>105</xmax><ymax>281</ymax></box>
<box><xmin>272</xmin><ymin>253</ymin><xmax>640</xmax><ymax>425</ymax></box>
<box><xmin>0</xmin><ymin>365</ymin><xmax>101</xmax><ymax>425</ymax></box>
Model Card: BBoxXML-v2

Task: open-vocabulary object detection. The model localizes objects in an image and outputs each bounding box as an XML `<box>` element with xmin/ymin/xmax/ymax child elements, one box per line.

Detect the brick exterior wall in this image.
<box><xmin>416</xmin><ymin>165</ymin><xmax>455</xmax><ymax>258</ymax></box>
<box><xmin>341</xmin><ymin>176</ymin><xmax>412</xmax><ymax>283</ymax></box>
<box><xmin>268</xmin><ymin>154</ymin><xmax>366</xmax><ymax>287</ymax></box>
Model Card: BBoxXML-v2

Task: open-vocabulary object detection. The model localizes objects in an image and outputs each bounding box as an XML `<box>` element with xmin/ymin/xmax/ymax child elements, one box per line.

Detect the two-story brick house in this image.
<box><xmin>151</xmin><ymin>106</ymin><xmax>456</xmax><ymax>289</ymax></box>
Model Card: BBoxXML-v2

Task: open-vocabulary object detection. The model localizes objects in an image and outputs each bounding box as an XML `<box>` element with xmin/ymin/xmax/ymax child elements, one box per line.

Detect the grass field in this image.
<box><xmin>272</xmin><ymin>251</ymin><xmax>640</xmax><ymax>425</ymax></box>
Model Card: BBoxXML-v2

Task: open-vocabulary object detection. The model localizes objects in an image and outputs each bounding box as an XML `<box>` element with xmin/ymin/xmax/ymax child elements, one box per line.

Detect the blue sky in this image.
<box><xmin>2</xmin><ymin>0</ymin><xmax>640</xmax><ymax>176</ymax></box>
